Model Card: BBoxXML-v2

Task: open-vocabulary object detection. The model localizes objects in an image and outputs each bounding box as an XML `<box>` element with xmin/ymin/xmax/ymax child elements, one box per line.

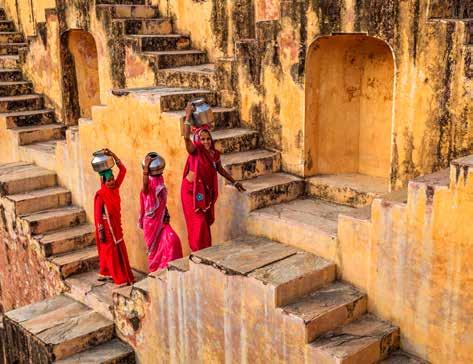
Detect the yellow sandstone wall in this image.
<box><xmin>336</xmin><ymin>162</ymin><xmax>473</xmax><ymax>363</ymax></box>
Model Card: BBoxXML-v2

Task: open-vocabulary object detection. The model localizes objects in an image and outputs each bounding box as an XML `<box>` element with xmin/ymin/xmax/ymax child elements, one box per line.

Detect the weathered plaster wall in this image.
<box><xmin>234</xmin><ymin>0</ymin><xmax>473</xmax><ymax>186</ymax></box>
<box><xmin>0</xmin><ymin>202</ymin><xmax>64</xmax><ymax>313</ymax></box>
<box><xmin>337</xmin><ymin>162</ymin><xmax>473</xmax><ymax>363</ymax></box>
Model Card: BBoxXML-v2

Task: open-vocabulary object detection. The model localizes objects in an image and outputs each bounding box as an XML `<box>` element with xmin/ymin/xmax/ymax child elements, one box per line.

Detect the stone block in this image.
<box><xmin>221</xmin><ymin>149</ymin><xmax>281</xmax><ymax>181</ymax></box>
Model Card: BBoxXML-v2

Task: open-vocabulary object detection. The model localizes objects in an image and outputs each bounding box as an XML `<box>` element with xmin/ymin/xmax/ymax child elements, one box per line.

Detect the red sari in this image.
<box><xmin>94</xmin><ymin>162</ymin><xmax>134</xmax><ymax>285</ymax></box>
<box><xmin>181</xmin><ymin>127</ymin><xmax>220</xmax><ymax>252</ymax></box>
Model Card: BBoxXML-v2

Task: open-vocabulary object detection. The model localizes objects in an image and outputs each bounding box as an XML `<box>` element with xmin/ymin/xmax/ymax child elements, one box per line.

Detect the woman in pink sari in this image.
<box><xmin>139</xmin><ymin>153</ymin><xmax>183</xmax><ymax>272</ymax></box>
<box><xmin>181</xmin><ymin>102</ymin><xmax>246</xmax><ymax>252</ymax></box>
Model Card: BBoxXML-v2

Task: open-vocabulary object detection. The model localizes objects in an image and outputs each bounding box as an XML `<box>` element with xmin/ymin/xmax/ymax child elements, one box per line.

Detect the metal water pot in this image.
<box><xmin>91</xmin><ymin>149</ymin><xmax>115</xmax><ymax>173</ymax></box>
<box><xmin>142</xmin><ymin>152</ymin><xmax>166</xmax><ymax>176</ymax></box>
<box><xmin>191</xmin><ymin>98</ymin><xmax>214</xmax><ymax>127</ymax></box>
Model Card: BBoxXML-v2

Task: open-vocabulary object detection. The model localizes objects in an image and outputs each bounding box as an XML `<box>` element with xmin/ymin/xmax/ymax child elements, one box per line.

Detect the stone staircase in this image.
<box><xmin>148</xmin><ymin>235</ymin><xmax>425</xmax><ymax>363</ymax></box>
<box><xmin>0</xmin><ymin>12</ymin><xmax>63</xmax><ymax>171</ymax></box>
<box><xmin>0</xmin><ymin>162</ymin><xmax>136</xmax><ymax>363</ymax></box>
<box><xmin>0</xmin><ymin>2</ymin><xmax>434</xmax><ymax>362</ymax></box>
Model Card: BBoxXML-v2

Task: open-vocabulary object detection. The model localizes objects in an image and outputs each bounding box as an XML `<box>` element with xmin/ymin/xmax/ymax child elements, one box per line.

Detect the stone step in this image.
<box><xmin>115</xmin><ymin>17</ymin><xmax>172</xmax><ymax>35</ymax></box>
<box><xmin>50</xmin><ymin>246</ymin><xmax>99</xmax><ymax>279</ymax></box>
<box><xmin>213</xmin><ymin>128</ymin><xmax>259</xmax><ymax>154</ymax></box>
<box><xmin>246</xmin><ymin>197</ymin><xmax>358</xmax><ymax>261</ymax></box>
<box><xmin>221</xmin><ymin>149</ymin><xmax>281</xmax><ymax>181</ymax></box>
<box><xmin>0</xmin><ymin>93</ymin><xmax>43</xmax><ymax>112</ymax></box>
<box><xmin>128</xmin><ymin>34</ymin><xmax>191</xmax><ymax>52</ymax></box>
<box><xmin>4</xmin><ymin>186</ymin><xmax>71</xmax><ymax>215</ymax></box>
<box><xmin>0</xmin><ymin>80</ymin><xmax>32</xmax><ymax>97</ymax></box>
<box><xmin>21</xmin><ymin>206</ymin><xmax>86</xmax><ymax>235</ymax></box>
<box><xmin>240</xmin><ymin>172</ymin><xmax>305</xmax><ymax>211</ymax></box>
<box><xmin>4</xmin><ymin>295</ymin><xmax>114</xmax><ymax>362</ymax></box>
<box><xmin>1</xmin><ymin>108</ymin><xmax>55</xmax><ymax>128</ymax></box>
<box><xmin>163</xmin><ymin>106</ymin><xmax>239</xmax><ymax>130</ymax></box>
<box><xmin>0</xmin><ymin>42</ymin><xmax>27</xmax><ymax>55</ymax></box>
<box><xmin>97</xmin><ymin>0</ymin><xmax>146</xmax><ymax>5</ymax></box>
<box><xmin>0</xmin><ymin>9</ymin><xmax>6</xmax><ymax>20</ymax></box>
<box><xmin>0</xmin><ymin>32</ymin><xmax>23</xmax><ymax>43</ymax></box>
<box><xmin>157</xmin><ymin>63</ymin><xmax>217</xmax><ymax>90</ymax></box>
<box><xmin>11</xmin><ymin>123</ymin><xmax>65</xmax><ymax>145</ymax></box>
<box><xmin>96</xmin><ymin>4</ymin><xmax>159</xmax><ymax>19</ymax></box>
<box><xmin>0</xmin><ymin>54</ymin><xmax>19</xmax><ymax>68</ymax></box>
<box><xmin>112</xmin><ymin>86</ymin><xmax>218</xmax><ymax>112</ymax></box>
<box><xmin>19</xmin><ymin>140</ymin><xmax>61</xmax><ymax>171</ymax></box>
<box><xmin>65</xmin><ymin>269</ymin><xmax>146</xmax><ymax>321</ymax></box>
<box><xmin>306</xmin><ymin>173</ymin><xmax>390</xmax><ymax>208</ymax></box>
<box><xmin>55</xmin><ymin>338</ymin><xmax>135</xmax><ymax>363</ymax></box>
<box><xmin>0</xmin><ymin>163</ymin><xmax>57</xmax><ymax>196</ymax></box>
<box><xmin>143</xmin><ymin>49</ymin><xmax>207</xmax><ymax>69</ymax></box>
<box><xmin>282</xmin><ymin>281</ymin><xmax>367</xmax><ymax>343</ymax></box>
<box><xmin>248</xmin><ymin>251</ymin><xmax>336</xmax><ymax>307</ymax></box>
<box><xmin>0</xmin><ymin>68</ymin><xmax>23</xmax><ymax>81</ymax></box>
<box><xmin>0</xmin><ymin>20</ymin><xmax>14</xmax><ymax>32</ymax></box>
<box><xmin>36</xmin><ymin>224</ymin><xmax>95</xmax><ymax>257</ymax></box>
<box><xmin>309</xmin><ymin>314</ymin><xmax>400</xmax><ymax>363</ymax></box>
<box><xmin>192</xmin><ymin>235</ymin><xmax>299</xmax><ymax>275</ymax></box>
<box><xmin>379</xmin><ymin>350</ymin><xmax>428</xmax><ymax>363</ymax></box>
<box><xmin>65</xmin><ymin>270</ymin><xmax>116</xmax><ymax>321</ymax></box>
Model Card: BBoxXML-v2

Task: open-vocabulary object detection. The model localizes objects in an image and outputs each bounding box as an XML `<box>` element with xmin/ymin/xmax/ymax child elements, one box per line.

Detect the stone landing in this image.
<box><xmin>4</xmin><ymin>295</ymin><xmax>135</xmax><ymax>363</ymax></box>
<box><xmin>141</xmin><ymin>235</ymin><xmax>424</xmax><ymax>363</ymax></box>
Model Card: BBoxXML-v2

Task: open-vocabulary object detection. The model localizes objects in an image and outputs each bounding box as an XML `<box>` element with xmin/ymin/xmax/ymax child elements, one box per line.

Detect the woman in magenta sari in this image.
<box><xmin>139</xmin><ymin>153</ymin><xmax>183</xmax><ymax>272</ymax></box>
<box><xmin>181</xmin><ymin>102</ymin><xmax>246</xmax><ymax>252</ymax></box>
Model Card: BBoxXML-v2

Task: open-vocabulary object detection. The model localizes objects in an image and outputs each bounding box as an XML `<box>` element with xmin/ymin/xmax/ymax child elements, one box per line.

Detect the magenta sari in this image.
<box><xmin>139</xmin><ymin>175</ymin><xmax>183</xmax><ymax>272</ymax></box>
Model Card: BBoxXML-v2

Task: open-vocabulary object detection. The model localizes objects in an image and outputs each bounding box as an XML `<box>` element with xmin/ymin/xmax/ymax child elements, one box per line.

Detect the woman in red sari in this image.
<box><xmin>181</xmin><ymin>103</ymin><xmax>246</xmax><ymax>252</ymax></box>
<box><xmin>94</xmin><ymin>149</ymin><xmax>134</xmax><ymax>286</ymax></box>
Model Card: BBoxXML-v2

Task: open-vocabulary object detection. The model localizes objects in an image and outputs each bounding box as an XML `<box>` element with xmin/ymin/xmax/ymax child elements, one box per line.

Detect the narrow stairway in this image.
<box><xmin>0</xmin><ymin>7</ymin><xmax>136</xmax><ymax>362</ymax></box>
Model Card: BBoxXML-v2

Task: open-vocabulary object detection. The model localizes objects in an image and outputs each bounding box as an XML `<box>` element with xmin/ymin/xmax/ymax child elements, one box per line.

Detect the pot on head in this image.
<box><xmin>191</xmin><ymin>98</ymin><xmax>214</xmax><ymax>128</ymax></box>
<box><xmin>91</xmin><ymin>149</ymin><xmax>115</xmax><ymax>173</ymax></box>
<box><xmin>142</xmin><ymin>152</ymin><xmax>165</xmax><ymax>176</ymax></box>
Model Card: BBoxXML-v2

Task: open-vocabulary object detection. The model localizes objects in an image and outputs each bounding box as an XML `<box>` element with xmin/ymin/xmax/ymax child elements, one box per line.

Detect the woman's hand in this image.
<box><xmin>234</xmin><ymin>181</ymin><xmax>246</xmax><ymax>192</ymax></box>
<box><xmin>99</xmin><ymin>229</ymin><xmax>106</xmax><ymax>243</ymax></box>
<box><xmin>185</xmin><ymin>102</ymin><xmax>194</xmax><ymax>122</ymax></box>
<box><xmin>103</xmin><ymin>148</ymin><xmax>118</xmax><ymax>161</ymax></box>
<box><xmin>164</xmin><ymin>209</ymin><xmax>171</xmax><ymax>224</ymax></box>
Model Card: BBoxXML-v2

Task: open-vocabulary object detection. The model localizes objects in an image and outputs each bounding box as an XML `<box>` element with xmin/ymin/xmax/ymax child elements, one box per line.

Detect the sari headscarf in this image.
<box><xmin>183</xmin><ymin>126</ymin><xmax>220</xmax><ymax>225</ymax></box>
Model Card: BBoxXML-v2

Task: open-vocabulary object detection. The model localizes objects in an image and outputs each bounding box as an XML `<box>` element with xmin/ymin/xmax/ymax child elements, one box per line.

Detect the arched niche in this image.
<box><xmin>305</xmin><ymin>34</ymin><xmax>395</xmax><ymax>180</ymax></box>
<box><xmin>61</xmin><ymin>29</ymin><xmax>100</xmax><ymax>125</ymax></box>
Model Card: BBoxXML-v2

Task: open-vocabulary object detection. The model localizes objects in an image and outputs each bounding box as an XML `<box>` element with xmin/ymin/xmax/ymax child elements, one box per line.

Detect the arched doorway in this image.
<box><xmin>61</xmin><ymin>30</ymin><xmax>100</xmax><ymax>125</ymax></box>
<box><xmin>305</xmin><ymin>34</ymin><xmax>395</xmax><ymax>180</ymax></box>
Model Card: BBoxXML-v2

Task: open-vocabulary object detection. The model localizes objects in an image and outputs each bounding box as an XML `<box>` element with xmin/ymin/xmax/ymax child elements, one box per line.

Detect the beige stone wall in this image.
<box><xmin>336</xmin><ymin>163</ymin><xmax>473</xmax><ymax>363</ymax></box>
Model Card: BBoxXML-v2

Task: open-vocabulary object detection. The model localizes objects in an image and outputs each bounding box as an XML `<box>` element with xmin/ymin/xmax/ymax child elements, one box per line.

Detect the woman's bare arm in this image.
<box><xmin>142</xmin><ymin>155</ymin><xmax>151</xmax><ymax>194</ymax></box>
<box><xmin>216</xmin><ymin>161</ymin><xmax>246</xmax><ymax>192</ymax></box>
<box><xmin>183</xmin><ymin>103</ymin><xmax>196</xmax><ymax>154</ymax></box>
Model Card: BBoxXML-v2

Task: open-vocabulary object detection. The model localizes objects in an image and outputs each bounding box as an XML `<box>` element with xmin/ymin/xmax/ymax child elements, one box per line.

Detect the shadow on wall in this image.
<box><xmin>305</xmin><ymin>34</ymin><xmax>395</xmax><ymax>181</ymax></box>
<box><xmin>61</xmin><ymin>29</ymin><xmax>101</xmax><ymax>125</ymax></box>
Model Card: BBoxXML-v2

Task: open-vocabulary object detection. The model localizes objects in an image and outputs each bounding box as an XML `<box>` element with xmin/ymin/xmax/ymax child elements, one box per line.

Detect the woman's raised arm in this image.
<box><xmin>183</xmin><ymin>102</ymin><xmax>196</xmax><ymax>154</ymax></box>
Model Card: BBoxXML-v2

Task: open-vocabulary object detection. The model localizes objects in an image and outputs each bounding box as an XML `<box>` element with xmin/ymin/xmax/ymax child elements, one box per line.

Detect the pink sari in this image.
<box><xmin>181</xmin><ymin>127</ymin><xmax>220</xmax><ymax>252</ymax></box>
<box><xmin>139</xmin><ymin>175</ymin><xmax>183</xmax><ymax>272</ymax></box>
